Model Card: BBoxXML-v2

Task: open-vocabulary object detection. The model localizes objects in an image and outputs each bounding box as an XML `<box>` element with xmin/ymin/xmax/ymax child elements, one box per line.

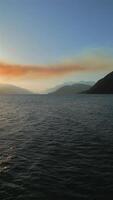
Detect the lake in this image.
<box><xmin>0</xmin><ymin>94</ymin><xmax>113</xmax><ymax>199</ymax></box>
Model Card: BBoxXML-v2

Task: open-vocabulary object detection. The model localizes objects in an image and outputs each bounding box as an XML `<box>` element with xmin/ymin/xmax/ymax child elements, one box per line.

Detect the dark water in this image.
<box><xmin>0</xmin><ymin>95</ymin><xmax>113</xmax><ymax>200</ymax></box>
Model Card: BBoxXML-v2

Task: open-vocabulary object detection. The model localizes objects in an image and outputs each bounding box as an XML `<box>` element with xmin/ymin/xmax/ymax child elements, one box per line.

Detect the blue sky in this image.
<box><xmin>0</xmin><ymin>0</ymin><xmax>113</xmax><ymax>92</ymax></box>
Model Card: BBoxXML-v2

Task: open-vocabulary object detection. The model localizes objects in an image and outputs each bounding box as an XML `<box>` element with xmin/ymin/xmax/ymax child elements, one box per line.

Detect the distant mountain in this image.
<box><xmin>79</xmin><ymin>81</ymin><xmax>95</xmax><ymax>86</ymax></box>
<box><xmin>49</xmin><ymin>83</ymin><xmax>91</xmax><ymax>95</ymax></box>
<box><xmin>87</xmin><ymin>71</ymin><xmax>113</xmax><ymax>94</ymax></box>
<box><xmin>0</xmin><ymin>84</ymin><xmax>32</xmax><ymax>94</ymax></box>
<box><xmin>47</xmin><ymin>81</ymin><xmax>94</xmax><ymax>94</ymax></box>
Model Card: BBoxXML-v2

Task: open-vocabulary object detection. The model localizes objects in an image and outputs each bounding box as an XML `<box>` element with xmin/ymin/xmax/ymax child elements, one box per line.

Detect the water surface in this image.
<box><xmin>0</xmin><ymin>94</ymin><xmax>113</xmax><ymax>199</ymax></box>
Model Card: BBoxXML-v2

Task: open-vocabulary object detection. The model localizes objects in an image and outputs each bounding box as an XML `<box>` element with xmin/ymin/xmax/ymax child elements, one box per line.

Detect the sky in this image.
<box><xmin>0</xmin><ymin>0</ymin><xmax>113</xmax><ymax>93</ymax></box>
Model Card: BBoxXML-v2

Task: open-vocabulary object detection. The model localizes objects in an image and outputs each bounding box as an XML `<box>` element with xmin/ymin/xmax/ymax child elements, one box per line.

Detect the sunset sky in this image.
<box><xmin>0</xmin><ymin>0</ymin><xmax>113</xmax><ymax>93</ymax></box>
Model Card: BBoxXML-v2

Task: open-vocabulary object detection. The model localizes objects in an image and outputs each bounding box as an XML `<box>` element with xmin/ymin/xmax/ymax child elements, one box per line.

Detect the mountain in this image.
<box><xmin>46</xmin><ymin>81</ymin><xmax>94</xmax><ymax>94</ymax></box>
<box><xmin>0</xmin><ymin>84</ymin><xmax>32</xmax><ymax>94</ymax></box>
<box><xmin>79</xmin><ymin>81</ymin><xmax>95</xmax><ymax>86</ymax></box>
<box><xmin>49</xmin><ymin>83</ymin><xmax>91</xmax><ymax>95</ymax></box>
<box><xmin>87</xmin><ymin>71</ymin><xmax>113</xmax><ymax>94</ymax></box>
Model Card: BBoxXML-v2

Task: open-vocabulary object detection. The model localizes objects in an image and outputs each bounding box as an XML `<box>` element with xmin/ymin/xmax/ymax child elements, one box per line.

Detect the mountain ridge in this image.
<box><xmin>48</xmin><ymin>83</ymin><xmax>91</xmax><ymax>95</ymax></box>
<box><xmin>0</xmin><ymin>84</ymin><xmax>32</xmax><ymax>94</ymax></box>
<box><xmin>87</xmin><ymin>71</ymin><xmax>113</xmax><ymax>94</ymax></box>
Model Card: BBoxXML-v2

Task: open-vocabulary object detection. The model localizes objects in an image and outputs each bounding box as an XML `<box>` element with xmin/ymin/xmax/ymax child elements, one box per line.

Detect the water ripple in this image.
<box><xmin>0</xmin><ymin>95</ymin><xmax>113</xmax><ymax>199</ymax></box>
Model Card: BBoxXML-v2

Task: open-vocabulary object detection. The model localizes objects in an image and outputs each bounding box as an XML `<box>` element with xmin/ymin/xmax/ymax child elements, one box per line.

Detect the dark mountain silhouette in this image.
<box><xmin>87</xmin><ymin>71</ymin><xmax>113</xmax><ymax>94</ymax></box>
<box><xmin>49</xmin><ymin>83</ymin><xmax>91</xmax><ymax>95</ymax></box>
<box><xmin>0</xmin><ymin>84</ymin><xmax>32</xmax><ymax>94</ymax></box>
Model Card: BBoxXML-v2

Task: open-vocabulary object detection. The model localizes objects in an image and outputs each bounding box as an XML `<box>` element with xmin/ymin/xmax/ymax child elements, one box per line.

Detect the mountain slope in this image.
<box><xmin>49</xmin><ymin>83</ymin><xmax>91</xmax><ymax>95</ymax></box>
<box><xmin>79</xmin><ymin>81</ymin><xmax>95</xmax><ymax>86</ymax></box>
<box><xmin>0</xmin><ymin>84</ymin><xmax>32</xmax><ymax>94</ymax></box>
<box><xmin>87</xmin><ymin>71</ymin><xmax>113</xmax><ymax>94</ymax></box>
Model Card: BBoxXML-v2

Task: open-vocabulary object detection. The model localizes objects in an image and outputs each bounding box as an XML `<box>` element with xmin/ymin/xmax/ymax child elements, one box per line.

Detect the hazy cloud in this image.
<box><xmin>0</xmin><ymin>51</ymin><xmax>113</xmax><ymax>80</ymax></box>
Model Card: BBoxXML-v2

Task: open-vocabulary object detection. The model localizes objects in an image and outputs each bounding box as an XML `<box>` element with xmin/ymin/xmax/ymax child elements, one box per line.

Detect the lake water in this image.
<box><xmin>0</xmin><ymin>95</ymin><xmax>113</xmax><ymax>200</ymax></box>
